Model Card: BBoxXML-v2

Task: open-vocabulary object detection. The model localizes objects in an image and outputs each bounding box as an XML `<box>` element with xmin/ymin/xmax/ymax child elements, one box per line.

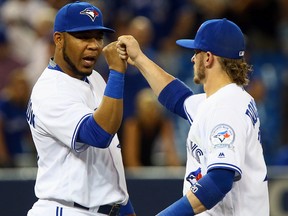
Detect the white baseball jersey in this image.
<box><xmin>26</xmin><ymin>60</ymin><xmax>128</xmax><ymax>209</ymax></box>
<box><xmin>182</xmin><ymin>83</ymin><xmax>269</xmax><ymax>216</ymax></box>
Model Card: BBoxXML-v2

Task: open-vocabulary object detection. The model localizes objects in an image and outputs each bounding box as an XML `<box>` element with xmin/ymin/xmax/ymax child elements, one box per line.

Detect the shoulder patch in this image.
<box><xmin>210</xmin><ymin>124</ymin><xmax>235</xmax><ymax>149</ymax></box>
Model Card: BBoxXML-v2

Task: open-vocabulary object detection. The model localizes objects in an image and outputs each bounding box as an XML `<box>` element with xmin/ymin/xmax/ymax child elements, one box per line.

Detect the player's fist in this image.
<box><xmin>103</xmin><ymin>41</ymin><xmax>127</xmax><ymax>73</ymax></box>
<box><xmin>117</xmin><ymin>35</ymin><xmax>143</xmax><ymax>66</ymax></box>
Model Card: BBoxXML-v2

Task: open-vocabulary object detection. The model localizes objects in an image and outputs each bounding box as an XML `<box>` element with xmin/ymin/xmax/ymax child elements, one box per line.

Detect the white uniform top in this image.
<box><xmin>182</xmin><ymin>83</ymin><xmax>269</xmax><ymax>216</ymax></box>
<box><xmin>26</xmin><ymin>61</ymin><xmax>128</xmax><ymax>208</ymax></box>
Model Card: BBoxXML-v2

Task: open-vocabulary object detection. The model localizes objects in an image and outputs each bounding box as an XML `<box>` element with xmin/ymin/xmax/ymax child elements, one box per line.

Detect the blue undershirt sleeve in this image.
<box><xmin>76</xmin><ymin>115</ymin><xmax>114</xmax><ymax>148</ymax></box>
<box><xmin>158</xmin><ymin>79</ymin><xmax>193</xmax><ymax>119</ymax></box>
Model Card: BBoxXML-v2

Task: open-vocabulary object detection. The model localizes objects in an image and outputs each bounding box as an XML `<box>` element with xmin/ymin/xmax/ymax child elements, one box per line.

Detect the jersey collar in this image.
<box><xmin>48</xmin><ymin>58</ymin><xmax>89</xmax><ymax>83</ymax></box>
<box><xmin>48</xmin><ymin>58</ymin><xmax>63</xmax><ymax>72</ymax></box>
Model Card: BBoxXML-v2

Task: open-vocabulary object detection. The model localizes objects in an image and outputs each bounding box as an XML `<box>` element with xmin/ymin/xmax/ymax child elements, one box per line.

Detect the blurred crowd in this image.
<box><xmin>0</xmin><ymin>0</ymin><xmax>288</xmax><ymax>168</ymax></box>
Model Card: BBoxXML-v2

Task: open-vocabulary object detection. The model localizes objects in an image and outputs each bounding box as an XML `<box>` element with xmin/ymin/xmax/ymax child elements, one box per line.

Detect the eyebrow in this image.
<box><xmin>68</xmin><ymin>31</ymin><xmax>104</xmax><ymax>39</ymax></box>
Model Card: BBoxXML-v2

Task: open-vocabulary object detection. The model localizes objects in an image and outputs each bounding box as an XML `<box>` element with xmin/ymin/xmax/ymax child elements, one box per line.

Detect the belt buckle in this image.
<box><xmin>109</xmin><ymin>204</ymin><xmax>121</xmax><ymax>216</ymax></box>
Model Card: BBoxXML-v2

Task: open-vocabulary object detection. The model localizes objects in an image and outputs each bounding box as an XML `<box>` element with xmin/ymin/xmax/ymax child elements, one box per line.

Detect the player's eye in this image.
<box><xmin>68</xmin><ymin>32</ymin><xmax>104</xmax><ymax>41</ymax></box>
<box><xmin>194</xmin><ymin>50</ymin><xmax>202</xmax><ymax>55</ymax></box>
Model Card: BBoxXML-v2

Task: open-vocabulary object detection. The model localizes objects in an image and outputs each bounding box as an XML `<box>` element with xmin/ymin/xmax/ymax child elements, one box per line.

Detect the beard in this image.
<box><xmin>62</xmin><ymin>42</ymin><xmax>93</xmax><ymax>78</ymax></box>
<box><xmin>194</xmin><ymin>55</ymin><xmax>206</xmax><ymax>84</ymax></box>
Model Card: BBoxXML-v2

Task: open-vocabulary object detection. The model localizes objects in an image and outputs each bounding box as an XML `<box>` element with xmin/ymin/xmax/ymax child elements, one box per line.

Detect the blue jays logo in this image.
<box><xmin>80</xmin><ymin>8</ymin><xmax>99</xmax><ymax>22</ymax></box>
<box><xmin>186</xmin><ymin>167</ymin><xmax>202</xmax><ymax>186</ymax></box>
<box><xmin>214</xmin><ymin>130</ymin><xmax>231</xmax><ymax>142</ymax></box>
<box><xmin>210</xmin><ymin>124</ymin><xmax>235</xmax><ymax>150</ymax></box>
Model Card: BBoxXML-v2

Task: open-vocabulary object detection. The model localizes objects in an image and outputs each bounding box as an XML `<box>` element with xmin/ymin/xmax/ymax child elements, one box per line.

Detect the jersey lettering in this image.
<box><xmin>26</xmin><ymin>99</ymin><xmax>35</xmax><ymax>128</ymax></box>
<box><xmin>189</xmin><ymin>140</ymin><xmax>203</xmax><ymax>163</ymax></box>
<box><xmin>245</xmin><ymin>99</ymin><xmax>258</xmax><ymax>127</ymax></box>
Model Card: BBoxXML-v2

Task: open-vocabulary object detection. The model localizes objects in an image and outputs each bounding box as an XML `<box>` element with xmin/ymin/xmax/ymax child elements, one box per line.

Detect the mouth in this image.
<box><xmin>82</xmin><ymin>56</ymin><xmax>96</xmax><ymax>67</ymax></box>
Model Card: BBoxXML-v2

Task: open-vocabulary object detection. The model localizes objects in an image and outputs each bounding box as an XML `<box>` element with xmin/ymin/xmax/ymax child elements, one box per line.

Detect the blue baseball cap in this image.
<box><xmin>176</xmin><ymin>18</ymin><xmax>245</xmax><ymax>59</ymax></box>
<box><xmin>54</xmin><ymin>1</ymin><xmax>114</xmax><ymax>33</ymax></box>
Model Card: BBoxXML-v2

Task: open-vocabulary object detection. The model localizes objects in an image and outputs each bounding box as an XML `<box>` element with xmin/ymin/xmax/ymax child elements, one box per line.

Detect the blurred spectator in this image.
<box><xmin>24</xmin><ymin>7</ymin><xmax>56</xmax><ymax>87</ymax></box>
<box><xmin>191</xmin><ymin>0</ymin><xmax>228</xmax><ymax>18</ymax></box>
<box><xmin>122</xmin><ymin>88</ymin><xmax>181</xmax><ymax>167</ymax></box>
<box><xmin>0</xmin><ymin>69</ymin><xmax>35</xmax><ymax>167</ymax></box>
<box><xmin>112</xmin><ymin>0</ymin><xmax>188</xmax><ymax>48</ymax></box>
<box><xmin>277</xmin><ymin>0</ymin><xmax>288</xmax><ymax>55</ymax></box>
<box><xmin>0</xmin><ymin>0</ymin><xmax>50</xmax><ymax>63</ymax></box>
<box><xmin>122</xmin><ymin>16</ymin><xmax>157</xmax><ymax>120</ymax></box>
<box><xmin>0</xmin><ymin>25</ymin><xmax>26</xmax><ymax>91</ymax></box>
<box><xmin>247</xmin><ymin>54</ymin><xmax>287</xmax><ymax>165</ymax></box>
<box><xmin>224</xmin><ymin>0</ymin><xmax>279</xmax><ymax>52</ymax></box>
<box><xmin>45</xmin><ymin>0</ymin><xmax>73</xmax><ymax>10</ymax></box>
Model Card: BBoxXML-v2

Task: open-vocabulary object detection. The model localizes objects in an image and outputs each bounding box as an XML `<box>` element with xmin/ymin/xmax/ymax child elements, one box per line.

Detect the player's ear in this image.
<box><xmin>205</xmin><ymin>51</ymin><xmax>214</xmax><ymax>68</ymax></box>
<box><xmin>54</xmin><ymin>32</ymin><xmax>64</xmax><ymax>48</ymax></box>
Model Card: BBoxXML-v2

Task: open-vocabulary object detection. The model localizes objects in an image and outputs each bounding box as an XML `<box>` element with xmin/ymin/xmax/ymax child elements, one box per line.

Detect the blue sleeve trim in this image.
<box><xmin>72</xmin><ymin>113</ymin><xmax>91</xmax><ymax>152</ymax></box>
<box><xmin>76</xmin><ymin>115</ymin><xmax>114</xmax><ymax>148</ymax></box>
<box><xmin>207</xmin><ymin>163</ymin><xmax>242</xmax><ymax>181</ymax></box>
<box><xmin>191</xmin><ymin>168</ymin><xmax>234</xmax><ymax>209</ymax></box>
<box><xmin>184</xmin><ymin>105</ymin><xmax>193</xmax><ymax>125</ymax></box>
<box><xmin>156</xmin><ymin>195</ymin><xmax>194</xmax><ymax>216</ymax></box>
<box><xmin>158</xmin><ymin>79</ymin><xmax>193</xmax><ymax>119</ymax></box>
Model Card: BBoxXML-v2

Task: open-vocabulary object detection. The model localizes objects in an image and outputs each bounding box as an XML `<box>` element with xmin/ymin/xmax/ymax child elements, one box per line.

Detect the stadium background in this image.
<box><xmin>0</xmin><ymin>0</ymin><xmax>287</xmax><ymax>215</ymax></box>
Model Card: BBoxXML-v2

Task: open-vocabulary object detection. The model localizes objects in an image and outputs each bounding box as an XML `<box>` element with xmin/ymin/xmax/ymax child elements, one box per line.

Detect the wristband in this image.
<box><xmin>104</xmin><ymin>70</ymin><xmax>125</xmax><ymax>99</ymax></box>
<box><xmin>191</xmin><ymin>173</ymin><xmax>225</xmax><ymax>209</ymax></box>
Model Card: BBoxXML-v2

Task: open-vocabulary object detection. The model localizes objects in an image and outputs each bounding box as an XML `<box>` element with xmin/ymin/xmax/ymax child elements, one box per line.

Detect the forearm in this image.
<box><xmin>186</xmin><ymin>189</ymin><xmax>207</xmax><ymax>213</ymax></box>
<box><xmin>93</xmin><ymin>69</ymin><xmax>124</xmax><ymax>134</ymax></box>
<box><xmin>93</xmin><ymin>96</ymin><xmax>123</xmax><ymax>134</ymax></box>
<box><xmin>134</xmin><ymin>53</ymin><xmax>175</xmax><ymax>96</ymax></box>
<box><xmin>94</xmin><ymin>41</ymin><xmax>126</xmax><ymax>134</ymax></box>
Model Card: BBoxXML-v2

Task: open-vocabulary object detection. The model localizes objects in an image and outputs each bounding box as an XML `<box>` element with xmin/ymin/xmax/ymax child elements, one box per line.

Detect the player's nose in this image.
<box><xmin>87</xmin><ymin>38</ymin><xmax>103</xmax><ymax>50</ymax></box>
<box><xmin>191</xmin><ymin>55</ymin><xmax>195</xmax><ymax>63</ymax></box>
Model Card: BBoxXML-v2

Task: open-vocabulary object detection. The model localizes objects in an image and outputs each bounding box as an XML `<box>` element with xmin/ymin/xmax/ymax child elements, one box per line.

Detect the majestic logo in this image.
<box><xmin>218</xmin><ymin>152</ymin><xmax>225</xmax><ymax>158</ymax></box>
<box><xmin>80</xmin><ymin>8</ymin><xmax>99</xmax><ymax>22</ymax></box>
<box><xmin>210</xmin><ymin>124</ymin><xmax>235</xmax><ymax>150</ymax></box>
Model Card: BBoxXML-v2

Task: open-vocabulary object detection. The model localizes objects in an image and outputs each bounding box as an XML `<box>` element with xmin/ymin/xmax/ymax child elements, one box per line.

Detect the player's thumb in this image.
<box><xmin>127</xmin><ymin>57</ymin><xmax>135</xmax><ymax>66</ymax></box>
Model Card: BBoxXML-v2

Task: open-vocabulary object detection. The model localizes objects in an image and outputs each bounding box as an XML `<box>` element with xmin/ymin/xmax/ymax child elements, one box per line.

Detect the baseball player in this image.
<box><xmin>26</xmin><ymin>2</ymin><xmax>135</xmax><ymax>216</ymax></box>
<box><xmin>117</xmin><ymin>18</ymin><xmax>269</xmax><ymax>215</ymax></box>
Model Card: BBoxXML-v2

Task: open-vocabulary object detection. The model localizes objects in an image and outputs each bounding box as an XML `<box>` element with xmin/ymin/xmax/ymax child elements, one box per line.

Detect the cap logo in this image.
<box><xmin>80</xmin><ymin>8</ymin><xmax>99</xmax><ymax>22</ymax></box>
